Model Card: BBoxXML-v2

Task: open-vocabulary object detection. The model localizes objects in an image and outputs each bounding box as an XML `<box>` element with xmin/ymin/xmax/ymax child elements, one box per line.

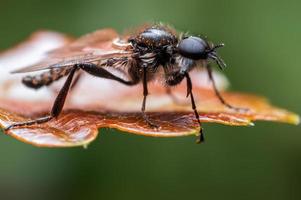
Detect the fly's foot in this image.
<box><xmin>195</xmin><ymin>127</ymin><xmax>205</xmax><ymax>144</ymax></box>
<box><xmin>4</xmin><ymin>124</ymin><xmax>25</xmax><ymax>134</ymax></box>
<box><xmin>4</xmin><ymin>116</ymin><xmax>53</xmax><ymax>132</ymax></box>
<box><xmin>4</xmin><ymin>122</ymin><xmax>28</xmax><ymax>131</ymax></box>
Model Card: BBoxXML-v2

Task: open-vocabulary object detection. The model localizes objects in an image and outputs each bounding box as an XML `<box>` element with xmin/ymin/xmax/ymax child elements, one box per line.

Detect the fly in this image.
<box><xmin>4</xmin><ymin>24</ymin><xmax>246</xmax><ymax>143</ymax></box>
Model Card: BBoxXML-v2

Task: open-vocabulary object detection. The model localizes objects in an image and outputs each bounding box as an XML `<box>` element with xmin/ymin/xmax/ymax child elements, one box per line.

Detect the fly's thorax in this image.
<box><xmin>130</xmin><ymin>26</ymin><xmax>178</xmax><ymax>51</ymax></box>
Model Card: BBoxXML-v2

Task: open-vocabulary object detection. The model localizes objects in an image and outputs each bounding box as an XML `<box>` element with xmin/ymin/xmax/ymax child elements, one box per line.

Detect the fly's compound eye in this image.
<box><xmin>178</xmin><ymin>36</ymin><xmax>208</xmax><ymax>60</ymax></box>
<box><xmin>178</xmin><ymin>36</ymin><xmax>227</xmax><ymax>70</ymax></box>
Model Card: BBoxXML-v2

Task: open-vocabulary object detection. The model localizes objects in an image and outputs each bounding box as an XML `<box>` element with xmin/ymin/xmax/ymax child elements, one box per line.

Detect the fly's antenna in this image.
<box><xmin>207</xmin><ymin>43</ymin><xmax>226</xmax><ymax>70</ymax></box>
<box><xmin>212</xmin><ymin>43</ymin><xmax>225</xmax><ymax>51</ymax></box>
<box><xmin>208</xmin><ymin>51</ymin><xmax>227</xmax><ymax>70</ymax></box>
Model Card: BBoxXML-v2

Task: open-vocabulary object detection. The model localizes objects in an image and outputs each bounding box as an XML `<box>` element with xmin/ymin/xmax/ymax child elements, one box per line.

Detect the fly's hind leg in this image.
<box><xmin>70</xmin><ymin>71</ymin><xmax>82</xmax><ymax>90</ymax></box>
<box><xmin>5</xmin><ymin>61</ymin><xmax>138</xmax><ymax>131</ymax></box>
<box><xmin>207</xmin><ymin>65</ymin><xmax>249</xmax><ymax>112</ymax></box>
<box><xmin>50</xmin><ymin>71</ymin><xmax>82</xmax><ymax>95</ymax></box>
<box><xmin>4</xmin><ymin>67</ymin><xmax>78</xmax><ymax>131</ymax></box>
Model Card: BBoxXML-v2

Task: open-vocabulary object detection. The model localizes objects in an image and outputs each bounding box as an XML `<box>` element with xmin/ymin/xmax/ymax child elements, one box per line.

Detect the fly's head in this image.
<box><xmin>177</xmin><ymin>36</ymin><xmax>226</xmax><ymax>70</ymax></box>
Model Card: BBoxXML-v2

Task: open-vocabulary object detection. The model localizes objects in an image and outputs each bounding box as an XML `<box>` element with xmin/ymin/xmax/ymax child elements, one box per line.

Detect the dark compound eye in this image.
<box><xmin>178</xmin><ymin>36</ymin><xmax>209</xmax><ymax>60</ymax></box>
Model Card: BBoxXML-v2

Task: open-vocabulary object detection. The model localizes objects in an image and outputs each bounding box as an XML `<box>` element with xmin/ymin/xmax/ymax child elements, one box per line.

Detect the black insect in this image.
<box><xmin>4</xmin><ymin>24</ymin><xmax>244</xmax><ymax>142</ymax></box>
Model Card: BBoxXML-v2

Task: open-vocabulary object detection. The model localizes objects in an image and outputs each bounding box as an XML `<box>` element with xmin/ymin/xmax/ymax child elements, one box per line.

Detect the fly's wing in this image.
<box><xmin>11</xmin><ymin>28</ymin><xmax>133</xmax><ymax>73</ymax></box>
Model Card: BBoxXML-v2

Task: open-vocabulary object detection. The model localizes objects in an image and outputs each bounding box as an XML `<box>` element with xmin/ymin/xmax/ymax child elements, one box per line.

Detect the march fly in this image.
<box><xmin>4</xmin><ymin>24</ymin><xmax>246</xmax><ymax>143</ymax></box>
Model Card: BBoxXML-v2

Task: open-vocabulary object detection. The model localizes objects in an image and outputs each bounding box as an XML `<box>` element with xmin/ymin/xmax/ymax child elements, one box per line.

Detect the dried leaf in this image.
<box><xmin>0</xmin><ymin>30</ymin><xmax>299</xmax><ymax>147</ymax></box>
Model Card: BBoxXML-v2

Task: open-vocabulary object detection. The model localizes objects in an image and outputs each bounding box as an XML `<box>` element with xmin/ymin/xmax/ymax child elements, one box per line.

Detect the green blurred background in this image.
<box><xmin>0</xmin><ymin>0</ymin><xmax>300</xmax><ymax>199</ymax></box>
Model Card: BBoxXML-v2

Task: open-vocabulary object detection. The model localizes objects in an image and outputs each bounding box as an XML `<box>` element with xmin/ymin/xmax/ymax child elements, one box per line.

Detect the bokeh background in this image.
<box><xmin>0</xmin><ymin>0</ymin><xmax>300</xmax><ymax>199</ymax></box>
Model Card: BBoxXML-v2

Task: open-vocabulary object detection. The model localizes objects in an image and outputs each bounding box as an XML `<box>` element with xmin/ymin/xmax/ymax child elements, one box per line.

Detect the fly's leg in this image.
<box><xmin>77</xmin><ymin>63</ymin><xmax>156</xmax><ymax>128</ymax></box>
<box><xmin>185</xmin><ymin>72</ymin><xmax>204</xmax><ymax>143</ymax></box>
<box><xmin>78</xmin><ymin>63</ymin><xmax>137</xmax><ymax>86</ymax></box>
<box><xmin>141</xmin><ymin>67</ymin><xmax>160</xmax><ymax>129</ymax></box>
<box><xmin>4</xmin><ymin>62</ymin><xmax>138</xmax><ymax>131</ymax></box>
<box><xmin>165</xmin><ymin>69</ymin><xmax>204</xmax><ymax>143</ymax></box>
<box><xmin>4</xmin><ymin>67</ymin><xmax>78</xmax><ymax>130</ymax></box>
<box><xmin>207</xmin><ymin>65</ymin><xmax>249</xmax><ymax>112</ymax></box>
<box><xmin>51</xmin><ymin>70</ymin><xmax>82</xmax><ymax>94</ymax></box>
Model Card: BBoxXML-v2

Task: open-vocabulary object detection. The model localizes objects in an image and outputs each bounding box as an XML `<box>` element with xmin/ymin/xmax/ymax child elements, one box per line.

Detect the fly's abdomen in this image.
<box><xmin>22</xmin><ymin>67</ymin><xmax>73</xmax><ymax>89</ymax></box>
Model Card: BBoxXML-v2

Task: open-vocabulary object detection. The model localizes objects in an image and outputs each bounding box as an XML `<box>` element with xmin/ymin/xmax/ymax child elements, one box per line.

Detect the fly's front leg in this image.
<box><xmin>5</xmin><ymin>66</ymin><xmax>78</xmax><ymax>131</ymax></box>
<box><xmin>141</xmin><ymin>67</ymin><xmax>160</xmax><ymax>129</ymax></box>
<box><xmin>165</xmin><ymin>69</ymin><xmax>204</xmax><ymax>143</ymax></box>
<box><xmin>207</xmin><ymin>65</ymin><xmax>249</xmax><ymax>112</ymax></box>
<box><xmin>184</xmin><ymin>72</ymin><xmax>204</xmax><ymax>143</ymax></box>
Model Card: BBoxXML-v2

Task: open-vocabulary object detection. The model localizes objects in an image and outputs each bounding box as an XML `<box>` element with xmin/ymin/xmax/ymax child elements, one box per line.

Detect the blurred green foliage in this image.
<box><xmin>0</xmin><ymin>0</ymin><xmax>300</xmax><ymax>199</ymax></box>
